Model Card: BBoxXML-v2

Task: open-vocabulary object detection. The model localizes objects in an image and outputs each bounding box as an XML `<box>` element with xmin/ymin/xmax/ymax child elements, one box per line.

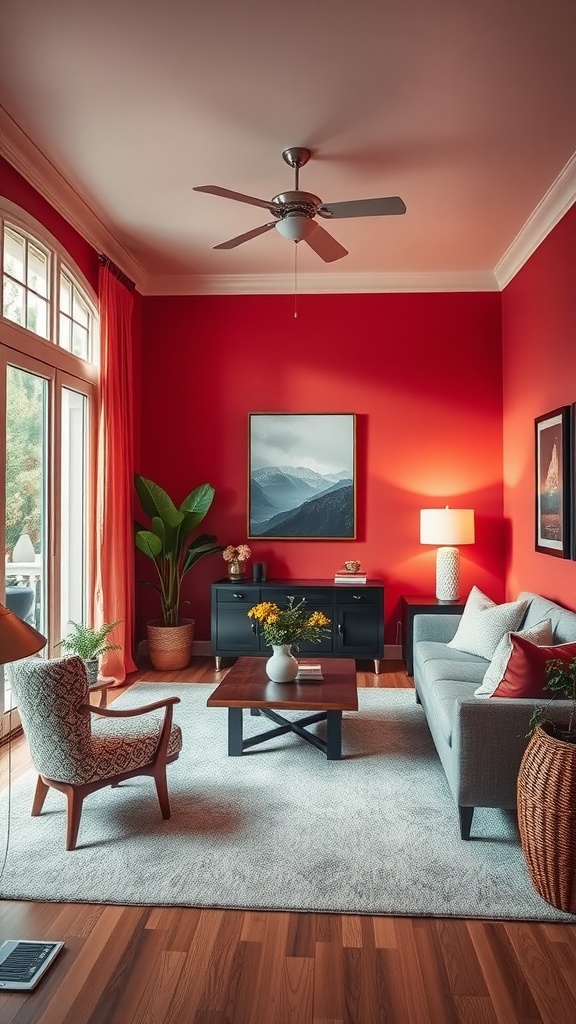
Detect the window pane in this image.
<box><xmin>3</xmin><ymin>277</ymin><xmax>24</xmax><ymax>326</ymax></box>
<box><xmin>5</xmin><ymin>366</ymin><xmax>48</xmax><ymax>638</ymax></box>
<box><xmin>3</xmin><ymin>227</ymin><xmax>25</xmax><ymax>282</ymax></box>
<box><xmin>60</xmin><ymin>388</ymin><xmax>88</xmax><ymax>629</ymax></box>
<box><xmin>28</xmin><ymin>243</ymin><xmax>49</xmax><ymax>297</ymax></box>
<box><xmin>59</xmin><ymin>312</ymin><xmax>72</xmax><ymax>351</ymax></box>
<box><xmin>72</xmin><ymin>288</ymin><xmax>89</xmax><ymax>328</ymax></box>
<box><xmin>27</xmin><ymin>293</ymin><xmax>49</xmax><ymax>339</ymax></box>
<box><xmin>72</xmin><ymin>323</ymin><xmax>88</xmax><ymax>359</ymax></box>
<box><xmin>60</xmin><ymin>272</ymin><xmax>72</xmax><ymax>315</ymax></box>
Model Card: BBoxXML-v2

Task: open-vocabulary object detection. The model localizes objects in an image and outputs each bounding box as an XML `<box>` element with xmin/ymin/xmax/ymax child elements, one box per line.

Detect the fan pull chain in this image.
<box><xmin>294</xmin><ymin>242</ymin><xmax>298</xmax><ymax>319</ymax></box>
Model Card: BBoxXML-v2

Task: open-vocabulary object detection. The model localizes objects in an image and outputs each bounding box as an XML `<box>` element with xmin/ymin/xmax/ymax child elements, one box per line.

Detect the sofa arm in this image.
<box><xmin>413</xmin><ymin>613</ymin><xmax>461</xmax><ymax>645</ymax></box>
<box><xmin>451</xmin><ymin>695</ymin><xmax>573</xmax><ymax>809</ymax></box>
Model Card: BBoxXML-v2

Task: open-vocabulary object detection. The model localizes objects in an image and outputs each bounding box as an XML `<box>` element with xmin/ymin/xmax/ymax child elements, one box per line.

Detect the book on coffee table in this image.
<box><xmin>296</xmin><ymin>663</ymin><xmax>323</xmax><ymax>679</ymax></box>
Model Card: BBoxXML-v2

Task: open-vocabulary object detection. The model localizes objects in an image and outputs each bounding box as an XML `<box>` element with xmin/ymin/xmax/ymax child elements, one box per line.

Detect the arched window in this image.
<box><xmin>1</xmin><ymin>201</ymin><xmax>99</xmax><ymax>729</ymax></box>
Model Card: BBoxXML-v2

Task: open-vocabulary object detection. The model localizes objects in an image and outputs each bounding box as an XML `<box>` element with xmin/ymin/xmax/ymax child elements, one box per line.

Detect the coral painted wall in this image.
<box><xmin>502</xmin><ymin>204</ymin><xmax>576</xmax><ymax>608</ymax></box>
<box><xmin>140</xmin><ymin>291</ymin><xmax>504</xmax><ymax>644</ymax></box>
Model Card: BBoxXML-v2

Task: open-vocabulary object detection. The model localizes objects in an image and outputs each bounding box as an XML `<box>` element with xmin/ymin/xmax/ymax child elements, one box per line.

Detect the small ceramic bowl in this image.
<box><xmin>344</xmin><ymin>560</ymin><xmax>362</xmax><ymax>573</ymax></box>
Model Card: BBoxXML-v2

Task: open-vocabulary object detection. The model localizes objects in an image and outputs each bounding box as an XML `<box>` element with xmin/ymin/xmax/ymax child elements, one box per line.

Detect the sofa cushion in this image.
<box><xmin>491</xmin><ymin>634</ymin><xmax>576</xmax><ymax>698</ymax></box>
<box><xmin>474</xmin><ymin>618</ymin><xmax>553</xmax><ymax>698</ymax></box>
<box><xmin>516</xmin><ymin>591</ymin><xmax>576</xmax><ymax>642</ymax></box>
<box><xmin>447</xmin><ymin>586</ymin><xmax>528</xmax><ymax>660</ymax></box>
<box><xmin>421</xmin><ymin>678</ymin><xmax>479</xmax><ymax>746</ymax></box>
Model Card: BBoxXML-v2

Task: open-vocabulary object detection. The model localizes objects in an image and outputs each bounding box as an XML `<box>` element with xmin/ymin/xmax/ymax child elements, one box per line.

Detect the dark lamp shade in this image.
<box><xmin>0</xmin><ymin>602</ymin><xmax>47</xmax><ymax>666</ymax></box>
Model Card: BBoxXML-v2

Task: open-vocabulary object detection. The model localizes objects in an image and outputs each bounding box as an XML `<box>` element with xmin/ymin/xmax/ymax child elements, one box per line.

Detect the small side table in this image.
<box><xmin>401</xmin><ymin>596</ymin><xmax>465</xmax><ymax>675</ymax></box>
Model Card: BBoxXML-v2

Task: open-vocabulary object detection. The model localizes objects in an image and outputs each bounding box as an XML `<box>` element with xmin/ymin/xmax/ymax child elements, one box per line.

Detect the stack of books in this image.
<box><xmin>334</xmin><ymin>568</ymin><xmax>368</xmax><ymax>584</ymax></box>
<box><xmin>296</xmin><ymin>663</ymin><xmax>323</xmax><ymax>680</ymax></box>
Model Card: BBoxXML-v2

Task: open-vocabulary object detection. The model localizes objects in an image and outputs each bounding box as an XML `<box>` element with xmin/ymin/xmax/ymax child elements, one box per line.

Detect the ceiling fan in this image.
<box><xmin>193</xmin><ymin>147</ymin><xmax>407</xmax><ymax>263</ymax></box>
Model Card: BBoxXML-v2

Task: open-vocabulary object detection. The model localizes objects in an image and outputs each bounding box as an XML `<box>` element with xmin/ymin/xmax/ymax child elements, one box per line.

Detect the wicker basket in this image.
<box><xmin>517</xmin><ymin>722</ymin><xmax>576</xmax><ymax>914</ymax></box>
<box><xmin>147</xmin><ymin>619</ymin><xmax>195</xmax><ymax>671</ymax></box>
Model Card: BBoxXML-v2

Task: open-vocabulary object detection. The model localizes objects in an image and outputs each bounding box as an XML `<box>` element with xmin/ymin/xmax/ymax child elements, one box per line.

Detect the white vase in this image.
<box><xmin>266</xmin><ymin>644</ymin><xmax>299</xmax><ymax>683</ymax></box>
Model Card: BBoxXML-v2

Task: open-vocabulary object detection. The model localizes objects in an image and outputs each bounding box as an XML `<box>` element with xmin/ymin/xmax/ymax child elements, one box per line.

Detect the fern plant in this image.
<box><xmin>56</xmin><ymin>620</ymin><xmax>122</xmax><ymax>661</ymax></box>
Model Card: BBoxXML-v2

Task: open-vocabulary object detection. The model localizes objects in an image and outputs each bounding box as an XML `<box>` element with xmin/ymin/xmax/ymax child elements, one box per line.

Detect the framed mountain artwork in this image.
<box><xmin>248</xmin><ymin>413</ymin><xmax>356</xmax><ymax>539</ymax></box>
<box><xmin>535</xmin><ymin>406</ymin><xmax>571</xmax><ymax>558</ymax></box>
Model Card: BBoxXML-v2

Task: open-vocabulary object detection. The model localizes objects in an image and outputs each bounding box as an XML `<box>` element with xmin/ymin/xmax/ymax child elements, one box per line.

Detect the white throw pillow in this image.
<box><xmin>474</xmin><ymin>618</ymin><xmax>553</xmax><ymax>697</ymax></box>
<box><xmin>447</xmin><ymin>586</ymin><xmax>529</xmax><ymax>660</ymax></box>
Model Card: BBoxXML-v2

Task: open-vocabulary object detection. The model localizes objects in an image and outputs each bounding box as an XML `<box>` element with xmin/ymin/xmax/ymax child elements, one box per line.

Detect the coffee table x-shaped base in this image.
<box><xmin>228</xmin><ymin>706</ymin><xmax>343</xmax><ymax>760</ymax></box>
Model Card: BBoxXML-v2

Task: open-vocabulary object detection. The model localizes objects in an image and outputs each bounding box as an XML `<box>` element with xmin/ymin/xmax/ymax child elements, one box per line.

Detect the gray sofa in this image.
<box><xmin>412</xmin><ymin>590</ymin><xmax>576</xmax><ymax>839</ymax></box>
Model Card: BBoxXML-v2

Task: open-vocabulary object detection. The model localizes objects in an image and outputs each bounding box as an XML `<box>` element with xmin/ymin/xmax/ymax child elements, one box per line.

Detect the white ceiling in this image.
<box><xmin>1</xmin><ymin>0</ymin><xmax>575</xmax><ymax>294</ymax></box>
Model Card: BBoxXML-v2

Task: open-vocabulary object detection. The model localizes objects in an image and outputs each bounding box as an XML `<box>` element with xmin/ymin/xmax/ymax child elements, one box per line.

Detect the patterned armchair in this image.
<box><xmin>8</xmin><ymin>655</ymin><xmax>182</xmax><ymax>850</ymax></box>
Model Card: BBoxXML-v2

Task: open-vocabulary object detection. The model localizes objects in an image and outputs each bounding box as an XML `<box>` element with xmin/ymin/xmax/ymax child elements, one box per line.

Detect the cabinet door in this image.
<box><xmin>213</xmin><ymin>586</ymin><xmax>260</xmax><ymax>653</ymax></box>
<box><xmin>335</xmin><ymin>589</ymin><xmax>383</xmax><ymax>657</ymax></box>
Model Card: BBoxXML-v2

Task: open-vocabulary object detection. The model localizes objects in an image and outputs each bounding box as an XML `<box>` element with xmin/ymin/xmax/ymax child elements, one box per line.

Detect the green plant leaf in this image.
<box><xmin>135</xmin><ymin>475</ymin><xmax>183</xmax><ymax>528</ymax></box>
<box><xmin>135</xmin><ymin>529</ymin><xmax>162</xmax><ymax>558</ymax></box>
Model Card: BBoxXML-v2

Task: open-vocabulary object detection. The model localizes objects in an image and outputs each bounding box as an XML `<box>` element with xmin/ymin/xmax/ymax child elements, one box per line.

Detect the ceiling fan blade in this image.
<box><xmin>304</xmin><ymin>224</ymin><xmax>348</xmax><ymax>263</ymax></box>
<box><xmin>193</xmin><ymin>185</ymin><xmax>275</xmax><ymax>212</ymax></box>
<box><xmin>318</xmin><ymin>196</ymin><xmax>407</xmax><ymax>219</ymax></box>
<box><xmin>213</xmin><ymin>222</ymin><xmax>277</xmax><ymax>250</ymax></box>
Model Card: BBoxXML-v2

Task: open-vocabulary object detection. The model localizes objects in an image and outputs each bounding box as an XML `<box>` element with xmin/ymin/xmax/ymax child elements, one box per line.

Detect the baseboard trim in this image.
<box><xmin>138</xmin><ymin>639</ymin><xmax>402</xmax><ymax>661</ymax></box>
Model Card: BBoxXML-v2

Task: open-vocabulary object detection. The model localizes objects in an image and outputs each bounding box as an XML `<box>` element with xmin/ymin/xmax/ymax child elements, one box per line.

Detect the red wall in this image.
<box><xmin>140</xmin><ymin>291</ymin><xmax>504</xmax><ymax>643</ymax></box>
<box><xmin>1</xmin><ymin>157</ymin><xmax>100</xmax><ymax>292</ymax></box>
<box><xmin>502</xmin><ymin>204</ymin><xmax>576</xmax><ymax>607</ymax></box>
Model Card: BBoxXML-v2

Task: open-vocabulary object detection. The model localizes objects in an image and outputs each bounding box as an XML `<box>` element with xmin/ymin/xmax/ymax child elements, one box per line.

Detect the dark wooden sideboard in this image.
<box><xmin>211</xmin><ymin>579</ymin><xmax>384</xmax><ymax>673</ymax></box>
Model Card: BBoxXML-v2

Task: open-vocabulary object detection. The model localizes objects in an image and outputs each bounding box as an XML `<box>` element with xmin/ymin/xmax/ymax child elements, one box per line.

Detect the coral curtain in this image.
<box><xmin>95</xmin><ymin>263</ymin><xmax>137</xmax><ymax>680</ymax></box>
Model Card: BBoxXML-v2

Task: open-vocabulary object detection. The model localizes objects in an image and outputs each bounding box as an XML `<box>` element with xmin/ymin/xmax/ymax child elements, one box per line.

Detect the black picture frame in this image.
<box><xmin>572</xmin><ymin>403</ymin><xmax>576</xmax><ymax>561</ymax></box>
<box><xmin>248</xmin><ymin>413</ymin><xmax>356</xmax><ymax>539</ymax></box>
<box><xmin>535</xmin><ymin>406</ymin><xmax>571</xmax><ymax>558</ymax></box>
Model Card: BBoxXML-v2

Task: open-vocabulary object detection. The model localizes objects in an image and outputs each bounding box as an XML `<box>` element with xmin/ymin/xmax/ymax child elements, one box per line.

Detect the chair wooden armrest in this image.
<box><xmin>84</xmin><ymin>696</ymin><xmax>181</xmax><ymax>719</ymax></box>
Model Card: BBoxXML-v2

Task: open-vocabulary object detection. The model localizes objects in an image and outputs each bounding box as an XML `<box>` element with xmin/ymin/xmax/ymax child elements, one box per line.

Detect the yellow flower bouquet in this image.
<box><xmin>247</xmin><ymin>596</ymin><xmax>331</xmax><ymax>649</ymax></box>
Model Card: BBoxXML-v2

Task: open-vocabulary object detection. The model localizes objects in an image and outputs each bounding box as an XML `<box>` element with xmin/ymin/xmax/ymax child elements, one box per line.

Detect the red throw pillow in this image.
<box><xmin>491</xmin><ymin>633</ymin><xmax>576</xmax><ymax>698</ymax></box>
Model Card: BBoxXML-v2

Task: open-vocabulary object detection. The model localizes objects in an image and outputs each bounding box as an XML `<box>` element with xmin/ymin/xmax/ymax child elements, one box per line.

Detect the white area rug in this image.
<box><xmin>0</xmin><ymin>684</ymin><xmax>573</xmax><ymax>921</ymax></box>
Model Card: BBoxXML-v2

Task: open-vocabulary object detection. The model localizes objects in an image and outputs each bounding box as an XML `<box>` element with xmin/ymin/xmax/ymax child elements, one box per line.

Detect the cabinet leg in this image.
<box><xmin>373</xmin><ymin>658</ymin><xmax>381</xmax><ymax>674</ymax></box>
<box><xmin>215</xmin><ymin>656</ymin><xmax>222</xmax><ymax>671</ymax></box>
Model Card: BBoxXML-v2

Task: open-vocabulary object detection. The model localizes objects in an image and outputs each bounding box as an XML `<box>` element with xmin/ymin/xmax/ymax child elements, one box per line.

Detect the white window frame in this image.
<box><xmin>0</xmin><ymin>200</ymin><xmax>99</xmax><ymax>732</ymax></box>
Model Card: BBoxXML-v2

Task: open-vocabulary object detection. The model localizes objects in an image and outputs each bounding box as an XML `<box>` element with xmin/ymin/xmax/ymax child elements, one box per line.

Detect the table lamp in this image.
<box><xmin>0</xmin><ymin>601</ymin><xmax>47</xmax><ymax>666</ymax></box>
<box><xmin>420</xmin><ymin>507</ymin><xmax>475</xmax><ymax>602</ymax></box>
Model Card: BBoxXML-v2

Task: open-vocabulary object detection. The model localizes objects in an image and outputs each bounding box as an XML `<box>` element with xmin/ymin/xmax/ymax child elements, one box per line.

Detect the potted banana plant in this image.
<box><xmin>134</xmin><ymin>475</ymin><xmax>223</xmax><ymax>670</ymax></box>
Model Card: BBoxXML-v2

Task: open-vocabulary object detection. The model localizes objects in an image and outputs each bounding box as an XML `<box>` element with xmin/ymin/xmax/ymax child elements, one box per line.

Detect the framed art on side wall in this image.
<box><xmin>535</xmin><ymin>406</ymin><xmax>571</xmax><ymax>558</ymax></box>
<box><xmin>569</xmin><ymin>399</ymin><xmax>573</xmax><ymax>561</ymax></box>
<box><xmin>248</xmin><ymin>413</ymin><xmax>356</xmax><ymax>539</ymax></box>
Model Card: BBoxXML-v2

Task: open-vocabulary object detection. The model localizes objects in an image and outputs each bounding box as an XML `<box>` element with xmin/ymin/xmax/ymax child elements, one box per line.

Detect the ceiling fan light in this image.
<box><xmin>276</xmin><ymin>213</ymin><xmax>317</xmax><ymax>242</ymax></box>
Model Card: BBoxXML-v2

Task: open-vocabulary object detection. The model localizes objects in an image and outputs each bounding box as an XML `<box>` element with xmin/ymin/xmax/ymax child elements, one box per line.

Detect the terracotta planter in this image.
<box><xmin>147</xmin><ymin>618</ymin><xmax>195</xmax><ymax>671</ymax></box>
<box><xmin>517</xmin><ymin>722</ymin><xmax>576</xmax><ymax>914</ymax></box>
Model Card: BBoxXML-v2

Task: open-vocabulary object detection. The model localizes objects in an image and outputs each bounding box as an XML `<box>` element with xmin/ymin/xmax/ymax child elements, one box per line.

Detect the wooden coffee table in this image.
<box><xmin>207</xmin><ymin>657</ymin><xmax>358</xmax><ymax>760</ymax></box>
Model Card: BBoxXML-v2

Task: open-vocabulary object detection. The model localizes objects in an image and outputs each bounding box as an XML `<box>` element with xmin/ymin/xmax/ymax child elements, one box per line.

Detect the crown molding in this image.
<box><xmin>4</xmin><ymin>103</ymin><xmax>573</xmax><ymax>298</ymax></box>
<box><xmin>494</xmin><ymin>151</ymin><xmax>576</xmax><ymax>290</ymax></box>
<box><xmin>144</xmin><ymin>269</ymin><xmax>498</xmax><ymax>296</ymax></box>
<box><xmin>0</xmin><ymin>105</ymin><xmax>147</xmax><ymax>292</ymax></box>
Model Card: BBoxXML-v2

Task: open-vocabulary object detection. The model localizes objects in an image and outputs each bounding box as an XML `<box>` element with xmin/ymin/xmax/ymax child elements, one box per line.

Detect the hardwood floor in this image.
<box><xmin>1</xmin><ymin>658</ymin><xmax>575</xmax><ymax>1024</ymax></box>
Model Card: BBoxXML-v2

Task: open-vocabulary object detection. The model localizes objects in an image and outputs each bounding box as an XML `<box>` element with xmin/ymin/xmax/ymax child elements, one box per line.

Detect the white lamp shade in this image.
<box><xmin>420</xmin><ymin>507</ymin><xmax>475</xmax><ymax>546</ymax></box>
<box><xmin>275</xmin><ymin>214</ymin><xmax>317</xmax><ymax>242</ymax></box>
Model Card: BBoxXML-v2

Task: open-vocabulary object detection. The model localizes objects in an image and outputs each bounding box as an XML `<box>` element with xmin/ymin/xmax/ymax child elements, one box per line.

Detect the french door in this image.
<box><xmin>1</xmin><ymin>347</ymin><xmax>96</xmax><ymax>723</ymax></box>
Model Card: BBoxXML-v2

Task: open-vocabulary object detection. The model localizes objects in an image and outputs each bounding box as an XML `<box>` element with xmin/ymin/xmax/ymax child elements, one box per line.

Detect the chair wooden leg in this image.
<box><xmin>65</xmin><ymin>785</ymin><xmax>84</xmax><ymax>851</ymax></box>
<box><xmin>154</xmin><ymin>767</ymin><xmax>171</xmax><ymax>819</ymax></box>
<box><xmin>31</xmin><ymin>776</ymin><xmax>49</xmax><ymax>817</ymax></box>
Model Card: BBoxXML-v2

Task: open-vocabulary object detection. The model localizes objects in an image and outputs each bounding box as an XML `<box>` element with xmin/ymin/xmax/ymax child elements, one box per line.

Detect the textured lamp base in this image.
<box><xmin>436</xmin><ymin>546</ymin><xmax>460</xmax><ymax>602</ymax></box>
